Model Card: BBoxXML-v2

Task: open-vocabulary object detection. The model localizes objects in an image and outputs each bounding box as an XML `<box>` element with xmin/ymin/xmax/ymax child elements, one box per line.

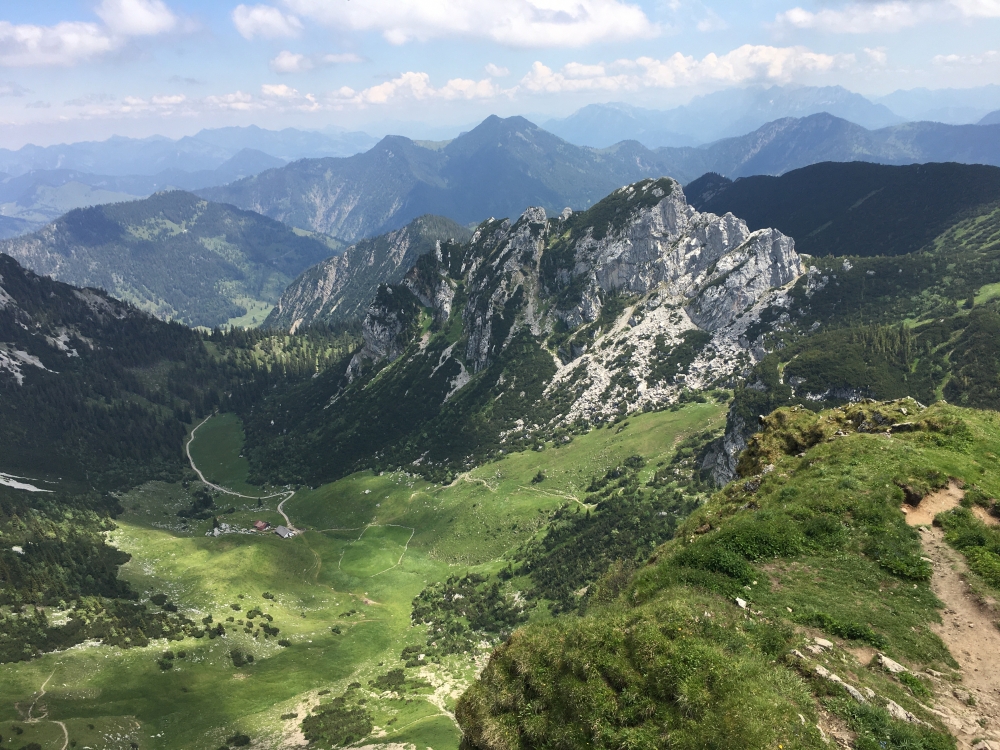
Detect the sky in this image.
<box><xmin>0</xmin><ymin>0</ymin><xmax>999</xmax><ymax>147</ymax></box>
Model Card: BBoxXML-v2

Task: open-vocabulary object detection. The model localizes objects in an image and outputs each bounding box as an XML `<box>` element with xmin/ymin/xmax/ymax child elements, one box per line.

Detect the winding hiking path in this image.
<box><xmin>903</xmin><ymin>483</ymin><xmax>1000</xmax><ymax>749</ymax></box>
<box><xmin>186</xmin><ymin>414</ymin><xmax>298</xmax><ymax>531</ymax></box>
<box><xmin>24</xmin><ymin>670</ymin><xmax>69</xmax><ymax>750</ymax></box>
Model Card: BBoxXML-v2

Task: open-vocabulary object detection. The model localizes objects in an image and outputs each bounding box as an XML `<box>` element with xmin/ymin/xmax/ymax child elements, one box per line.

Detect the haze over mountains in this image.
<box><xmin>0</xmin><ymin>126</ymin><xmax>378</xmax><ymax>239</ymax></box>
<box><xmin>544</xmin><ymin>85</ymin><xmax>904</xmax><ymax>148</ymax></box>
<box><xmin>200</xmin><ymin>112</ymin><xmax>1000</xmax><ymax>242</ymax></box>
<box><xmin>2</xmin><ymin>83</ymin><xmax>1000</xmax><ymax>246</ymax></box>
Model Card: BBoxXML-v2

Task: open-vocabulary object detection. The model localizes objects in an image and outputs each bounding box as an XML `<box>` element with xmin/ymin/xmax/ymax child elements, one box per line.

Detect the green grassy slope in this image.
<box><xmin>0</xmin><ymin>403</ymin><xmax>722</xmax><ymax>749</ymax></box>
<box><xmin>458</xmin><ymin>400</ymin><xmax>1000</xmax><ymax>750</ymax></box>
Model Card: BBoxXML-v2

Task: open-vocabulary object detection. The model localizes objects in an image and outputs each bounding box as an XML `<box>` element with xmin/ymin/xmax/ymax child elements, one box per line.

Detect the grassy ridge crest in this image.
<box><xmin>458</xmin><ymin>399</ymin><xmax>1000</xmax><ymax>750</ymax></box>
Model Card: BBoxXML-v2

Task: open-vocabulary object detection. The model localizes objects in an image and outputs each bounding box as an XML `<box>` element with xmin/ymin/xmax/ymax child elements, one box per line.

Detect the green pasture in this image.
<box><xmin>187</xmin><ymin>412</ymin><xmax>261</xmax><ymax>496</ymax></box>
<box><xmin>0</xmin><ymin>403</ymin><xmax>722</xmax><ymax>749</ymax></box>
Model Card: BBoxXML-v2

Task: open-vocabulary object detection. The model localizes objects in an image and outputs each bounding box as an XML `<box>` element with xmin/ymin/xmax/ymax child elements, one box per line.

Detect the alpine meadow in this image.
<box><xmin>4</xmin><ymin>2</ymin><xmax>1000</xmax><ymax>750</ymax></box>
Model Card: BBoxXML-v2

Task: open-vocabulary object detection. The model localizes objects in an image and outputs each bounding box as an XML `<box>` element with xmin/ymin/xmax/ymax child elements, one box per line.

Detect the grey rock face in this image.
<box><xmin>265</xmin><ymin>214</ymin><xmax>470</xmax><ymax>331</ymax></box>
<box><xmin>462</xmin><ymin>208</ymin><xmax>547</xmax><ymax>373</ymax></box>
<box><xmin>561</xmin><ymin>180</ymin><xmax>802</xmax><ymax>329</ymax></box>
<box><xmin>346</xmin><ymin>286</ymin><xmax>419</xmax><ymax>380</ymax></box>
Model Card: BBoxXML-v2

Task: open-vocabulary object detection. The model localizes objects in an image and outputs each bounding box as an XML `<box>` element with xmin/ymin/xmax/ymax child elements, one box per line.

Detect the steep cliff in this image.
<box><xmin>264</xmin><ymin>214</ymin><xmax>470</xmax><ymax>332</ymax></box>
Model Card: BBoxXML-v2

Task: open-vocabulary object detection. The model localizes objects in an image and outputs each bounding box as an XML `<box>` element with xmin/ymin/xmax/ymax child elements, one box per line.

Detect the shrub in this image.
<box><xmin>301</xmin><ymin>702</ymin><xmax>372</xmax><ymax>747</ymax></box>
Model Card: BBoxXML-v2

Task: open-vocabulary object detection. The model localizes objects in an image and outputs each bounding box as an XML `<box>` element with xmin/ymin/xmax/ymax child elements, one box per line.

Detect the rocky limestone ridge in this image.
<box><xmin>265</xmin><ymin>214</ymin><xmax>470</xmax><ymax>332</ymax></box>
<box><xmin>346</xmin><ymin>177</ymin><xmax>803</xmax><ymax>443</ymax></box>
<box><xmin>345</xmin><ymin>283</ymin><xmax>421</xmax><ymax>380</ymax></box>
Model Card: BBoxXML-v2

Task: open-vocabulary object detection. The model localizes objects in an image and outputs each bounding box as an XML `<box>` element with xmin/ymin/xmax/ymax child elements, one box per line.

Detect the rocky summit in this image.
<box><xmin>347</xmin><ymin>177</ymin><xmax>801</xmax><ymax>426</ymax></box>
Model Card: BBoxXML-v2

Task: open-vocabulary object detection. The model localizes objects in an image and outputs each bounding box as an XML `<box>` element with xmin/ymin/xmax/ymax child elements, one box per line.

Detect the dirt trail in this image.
<box><xmin>186</xmin><ymin>414</ymin><xmax>298</xmax><ymax>531</ymax></box>
<box><xmin>904</xmin><ymin>483</ymin><xmax>1000</xmax><ymax>748</ymax></box>
<box><xmin>23</xmin><ymin>670</ymin><xmax>69</xmax><ymax>750</ymax></box>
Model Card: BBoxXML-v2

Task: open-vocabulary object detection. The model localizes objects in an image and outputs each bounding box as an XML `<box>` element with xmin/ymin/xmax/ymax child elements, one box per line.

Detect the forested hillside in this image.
<box><xmin>0</xmin><ymin>252</ymin><xmax>358</xmax><ymax>487</ymax></box>
<box><xmin>686</xmin><ymin>161</ymin><xmax>1000</xmax><ymax>257</ymax></box>
<box><xmin>0</xmin><ymin>191</ymin><xmax>342</xmax><ymax>327</ymax></box>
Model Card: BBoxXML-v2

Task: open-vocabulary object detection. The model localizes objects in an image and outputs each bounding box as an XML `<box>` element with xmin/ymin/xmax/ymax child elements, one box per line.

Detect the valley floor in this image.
<box><xmin>0</xmin><ymin>403</ymin><xmax>724</xmax><ymax>750</ymax></box>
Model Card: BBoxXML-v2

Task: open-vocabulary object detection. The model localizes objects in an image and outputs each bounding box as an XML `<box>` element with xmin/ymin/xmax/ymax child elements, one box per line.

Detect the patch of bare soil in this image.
<box><xmin>817</xmin><ymin>706</ymin><xmax>857</xmax><ymax>748</ymax></box>
<box><xmin>973</xmin><ymin>507</ymin><xmax>1000</xmax><ymax>527</ymax></box>
<box><xmin>901</xmin><ymin>481</ymin><xmax>964</xmax><ymax>526</ymax></box>
<box><xmin>903</xmin><ymin>484</ymin><xmax>1000</xmax><ymax>749</ymax></box>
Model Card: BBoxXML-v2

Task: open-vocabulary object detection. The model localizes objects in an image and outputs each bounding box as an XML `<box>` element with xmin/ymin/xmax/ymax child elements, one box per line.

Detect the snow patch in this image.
<box><xmin>0</xmin><ymin>472</ymin><xmax>54</xmax><ymax>493</ymax></box>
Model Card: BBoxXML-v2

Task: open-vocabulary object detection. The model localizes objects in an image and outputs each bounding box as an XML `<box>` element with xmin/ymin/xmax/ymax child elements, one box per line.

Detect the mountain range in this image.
<box><xmin>0</xmin><ymin>125</ymin><xmax>376</xmax><ymax>177</ymax></box>
<box><xmin>0</xmin><ymin>191</ymin><xmax>341</xmax><ymax>327</ymax></box>
<box><xmin>199</xmin><ymin>115</ymin><xmax>680</xmax><ymax>242</ymax></box>
<box><xmin>199</xmin><ymin>113</ymin><xmax>1000</xmax><ymax>243</ymax></box>
<box><xmin>544</xmin><ymin>85</ymin><xmax>903</xmax><ymax>147</ymax></box>
<box><xmin>0</xmin><ymin>148</ymin><xmax>288</xmax><ymax>239</ymax></box>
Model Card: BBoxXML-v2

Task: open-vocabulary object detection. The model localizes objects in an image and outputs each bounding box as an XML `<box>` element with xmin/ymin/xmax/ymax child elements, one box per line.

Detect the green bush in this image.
<box><xmin>301</xmin><ymin>701</ymin><xmax>372</xmax><ymax>747</ymax></box>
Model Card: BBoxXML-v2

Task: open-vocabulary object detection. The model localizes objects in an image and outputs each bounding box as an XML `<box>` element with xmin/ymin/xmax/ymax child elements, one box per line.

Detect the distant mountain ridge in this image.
<box><xmin>0</xmin><ymin>149</ymin><xmax>288</xmax><ymax>239</ymax></box>
<box><xmin>685</xmin><ymin>161</ymin><xmax>1000</xmax><ymax>258</ymax></box>
<box><xmin>0</xmin><ymin>191</ymin><xmax>341</xmax><ymax>327</ymax></box>
<box><xmin>0</xmin><ymin>124</ymin><xmax>376</xmax><ymax>177</ymax></box>
<box><xmin>199</xmin><ymin>115</ymin><xmax>683</xmax><ymax>242</ymax></box>
<box><xmin>199</xmin><ymin>113</ymin><xmax>1000</xmax><ymax>245</ymax></box>
<box><xmin>545</xmin><ymin>85</ymin><xmax>903</xmax><ymax>147</ymax></box>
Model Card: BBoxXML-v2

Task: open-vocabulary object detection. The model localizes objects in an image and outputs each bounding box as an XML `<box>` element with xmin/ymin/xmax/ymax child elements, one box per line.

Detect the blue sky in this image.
<box><xmin>0</xmin><ymin>0</ymin><xmax>998</xmax><ymax>147</ymax></box>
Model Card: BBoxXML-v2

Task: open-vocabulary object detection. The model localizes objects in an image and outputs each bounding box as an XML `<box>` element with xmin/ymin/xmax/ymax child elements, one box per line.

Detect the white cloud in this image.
<box><xmin>949</xmin><ymin>0</ymin><xmax>1000</xmax><ymax>16</ymax></box>
<box><xmin>232</xmin><ymin>4</ymin><xmax>303</xmax><ymax>39</ymax></box>
<box><xmin>95</xmin><ymin>0</ymin><xmax>177</xmax><ymax>36</ymax></box>
<box><xmin>282</xmin><ymin>0</ymin><xmax>658</xmax><ymax>47</ymax></box>
<box><xmin>485</xmin><ymin>63</ymin><xmax>510</xmax><ymax>77</ymax></box>
<box><xmin>520</xmin><ymin>45</ymin><xmax>849</xmax><ymax>94</ymax></box>
<box><xmin>0</xmin><ymin>21</ymin><xmax>116</xmax><ymax>67</ymax></box>
<box><xmin>865</xmin><ymin>46</ymin><xmax>888</xmax><ymax>64</ymax></box>
<box><xmin>270</xmin><ymin>50</ymin><xmax>363</xmax><ymax>73</ymax></box>
<box><xmin>271</xmin><ymin>50</ymin><xmax>310</xmax><ymax>73</ymax></box>
<box><xmin>151</xmin><ymin>93</ymin><xmax>186</xmax><ymax>105</ymax></box>
<box><xmin>331</xmin><ymin>71</ymin><xmax>503</xmax><ymax>106</ymax></box>
<box><xmin>0</xmin><ymin>1</ymin><xmax>180</xmax><ymax>67</ymax></box>
<box><xmin>775</xmin><ymin>0</ymin><xmax>1000</xmax><ymax>34</ymax></box>
<box><xmin>205</xmin><ymin>90</ymin><xmax>259</xmax><ymax>110</ymax></box>
<box><xmin>933</xmin><ymin>50</ymin><xmax>999</xmax><ymax>65</ymax></box>
<box><xmin>261</xmin><ymin>83</ymin><xmax>299</xmax><ymax>97</ymax></box>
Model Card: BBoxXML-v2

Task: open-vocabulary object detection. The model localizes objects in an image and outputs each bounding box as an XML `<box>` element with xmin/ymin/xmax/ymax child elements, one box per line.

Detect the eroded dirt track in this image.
<box><xmin>905</xmin><ymin>485</ymin><xmax>1000</xmax><ymax>749</ymax></box>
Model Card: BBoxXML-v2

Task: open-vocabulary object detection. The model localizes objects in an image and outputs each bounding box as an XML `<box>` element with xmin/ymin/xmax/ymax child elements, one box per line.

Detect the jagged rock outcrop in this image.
<box><xmin>345</xmin><ymin>178</ymin><xmax>803</xmax><ymax>428</ymax></box>
<box><xmin>264</xmin><ymin>214</ymin><xmax>470</xmax><ymax>332</ymax></box>
<box><xmin>345</xmin><ymin>284</ymin><xmax>422</xmax><ymax>380</ymax></box>
<box><xmin>247</xmin><ymin>177</ymin><xmax>811</xmax><ymax>488</ymax></box>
